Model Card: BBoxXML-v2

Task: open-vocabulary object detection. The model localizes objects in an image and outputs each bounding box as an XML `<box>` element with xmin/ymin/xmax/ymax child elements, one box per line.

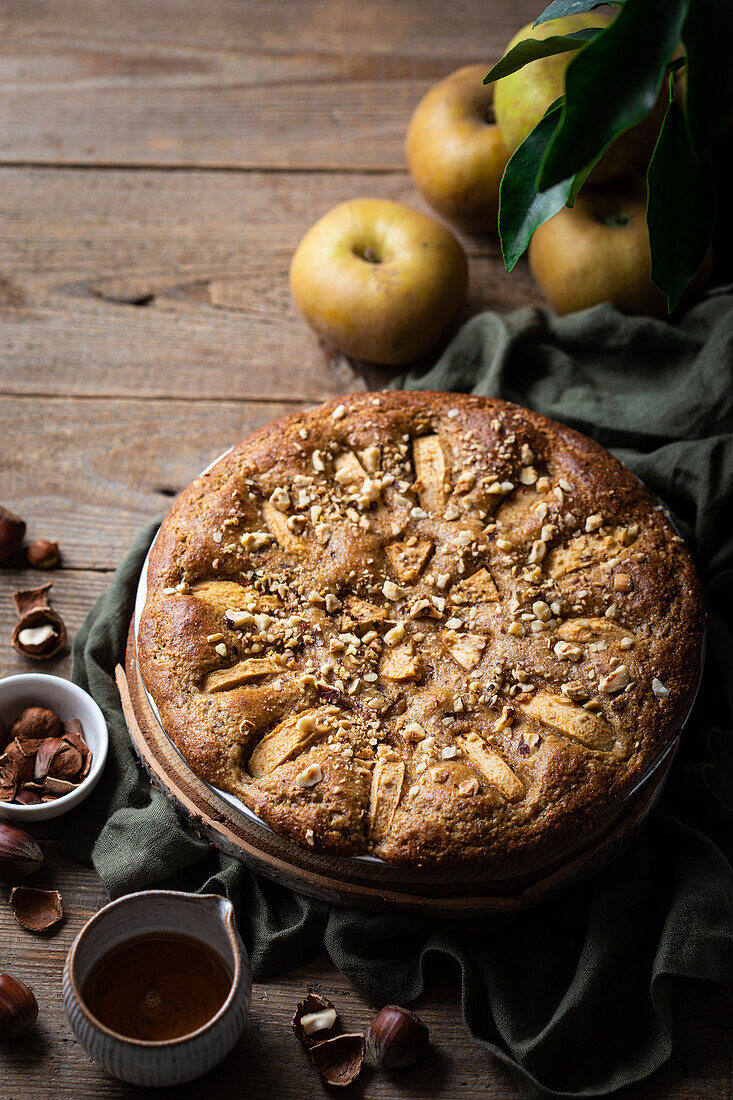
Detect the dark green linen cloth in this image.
<box><xmin>61</xmin><ymin>290</ymin><xmax>733</xmax><ymax>1098</ymax></box>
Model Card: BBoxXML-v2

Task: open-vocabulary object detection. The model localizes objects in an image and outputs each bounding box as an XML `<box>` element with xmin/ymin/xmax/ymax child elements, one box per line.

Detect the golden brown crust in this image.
<box><xmin>137</xmin><ymin>392</ymin><xmax>705</xmax><ymax>868</ymax></box>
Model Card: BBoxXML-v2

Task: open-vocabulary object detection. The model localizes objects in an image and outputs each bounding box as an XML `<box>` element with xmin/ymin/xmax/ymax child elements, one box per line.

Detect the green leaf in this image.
<box><xmin>499</xmin><ymin>103</ymin><xmax>572</xmax><ymax>271</ymax></box>
<box><xmin>566</xmin><ymin>154</ymin><xmax>601</xmax><ymax>207</ymax></box>
<box><xmin>647</xmin><ymin>93</ymin><xmax>716</xmax><ymax>310</ymax></box>
<box><xmin>537</xmin><ymin>0</ymin><xmax>689</xmax><ymax>191</ymax></box>
<box><xmin>683</xmin><ymin>0</ymin><xmax>733</xmax><ymax>154</ymax></box>
<box><xmin>483</xmin><ymin>29</ymin><xmax>602</xmax><ymax>84</ymax></box>
<box><xmin>533</xmin><ymin>0</ymin><xmax>622</xmax><ymax>27</ymax></box>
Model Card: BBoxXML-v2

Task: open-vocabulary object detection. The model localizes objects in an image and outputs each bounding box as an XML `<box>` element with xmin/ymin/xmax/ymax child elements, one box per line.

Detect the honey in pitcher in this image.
<box><xmin>81</xmin><ymin>932</ymin><xmax>233</xmax><ymax>1041</ymax></box>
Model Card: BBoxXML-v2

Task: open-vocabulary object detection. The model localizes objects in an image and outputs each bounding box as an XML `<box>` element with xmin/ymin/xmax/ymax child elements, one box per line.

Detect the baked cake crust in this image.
<box><xmin>137</xmin><ymin>392</ymin><xmax>705</xmax><ymax>868</ymax></box>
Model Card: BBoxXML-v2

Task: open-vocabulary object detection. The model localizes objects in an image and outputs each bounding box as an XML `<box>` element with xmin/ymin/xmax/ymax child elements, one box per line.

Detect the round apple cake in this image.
<box><xmin>137</xmin><ymin>392</ymin><xmax>705</xmax><ymax>868</ymax></box>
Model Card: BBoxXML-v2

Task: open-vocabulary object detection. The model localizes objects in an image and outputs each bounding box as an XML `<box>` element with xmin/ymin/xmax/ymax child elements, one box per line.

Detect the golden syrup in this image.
<box><xmin>81</xmin><ymin>932</ymin><xmax>232</xmax><ymax>1041</ymax></box>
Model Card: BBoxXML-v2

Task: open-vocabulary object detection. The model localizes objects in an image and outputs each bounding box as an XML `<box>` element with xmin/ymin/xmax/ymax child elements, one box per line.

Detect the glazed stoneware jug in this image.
<box><xmin>63</xmin><ymin>890</ymin><xmax>251</xmax><ymax>1086</ymax></box>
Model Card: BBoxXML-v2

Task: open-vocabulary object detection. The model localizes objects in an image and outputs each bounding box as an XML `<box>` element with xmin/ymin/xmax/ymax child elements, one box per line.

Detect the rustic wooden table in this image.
<box><xmin>1</xmin><ymin>3</ymin><xmax>731</xmax><ymax>1097</ymax></box>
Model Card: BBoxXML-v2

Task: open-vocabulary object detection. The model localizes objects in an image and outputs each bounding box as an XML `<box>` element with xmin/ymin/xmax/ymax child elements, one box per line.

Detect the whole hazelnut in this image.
<box><xmin>9</xmin><ymin>706</ymin><xmax>61</xmax><ymax>743</ymax></box>
<box><xmin>26</xmin><ymin>539</ymin><xmax>60</xmax><ymax>570</ymax></box>
<box><xmin>366</xmin><ymin>1005</ymin><xmax>429</xmax><ymax>1068</ymax></box>
<box><xmin>0</xmin><ymin>973</ymin><xmax>39</xmax><ymax>1038</ymax></box>
<box><xmin>0</xmin><ymin>823</ymin><xmax>44</xmax><ymax>880</ymax></box>
<box><xmin>0</xmin><ymin>507</ymin><xmax>26</xmax><ymax>562</ymax></box>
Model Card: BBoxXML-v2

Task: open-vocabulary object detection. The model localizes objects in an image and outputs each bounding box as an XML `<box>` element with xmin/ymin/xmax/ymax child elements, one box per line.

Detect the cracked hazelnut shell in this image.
<box><xmin>0</xmin><ymin>506</ymin><xmax>26</xmax><ymax>561</ymax></box>
<box><xmin>11</xmin><ymin>585</ymin><xmax>67</xmax><ymax>661</ymax></box>
<box><xmin>14</xmin><ymin>787</ymin><xmax>42</xmax><ymax>806</ymax></box>
<box><xmin>9</xmin><ymin>886</ymin><xmax>63</xmax><ymax>932</ymax></box>
<box><xmin>0</xmin><ymin>741</ymin><xmax>34</xmax><ymax>797</ymax></box>
<box><xmin>12</xmin><ymin>610</ymin><xmax>66</xmax><ymax>661</ymax></box>
<box><xmin>292</xmin><ymin>992</ymin><xmax>340</xmax><ymax>1047</ymax></box>
<box><xmin>0</xmin><ymin>711</ymin><xmax>90</xmax><ymax>805</ymax></box>
<box><xmin>310</xmin><ymin>1032</ymin><xmax>365</xmax><ymax>1087</ymax></box>
<box><xmin>33</xmin><ymin>738</ymin><xmax>66</xmax><ymax>781</ymax></box>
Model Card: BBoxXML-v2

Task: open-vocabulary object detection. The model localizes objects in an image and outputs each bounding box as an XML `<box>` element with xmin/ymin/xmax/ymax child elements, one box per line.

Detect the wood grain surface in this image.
<box><xmin>0</xmin><ymin>168</ymin><xmax>539</xmax><ymax>399</ymax></box>
<box><xmin>0</xmin><ymin>0</ymin><xmax>542</xmax><ymax>169</ymax></box>
<box><xmin>0</xmin><ymin>1</ymin><xmax>730</xmax><ymax>1096</ymax></box>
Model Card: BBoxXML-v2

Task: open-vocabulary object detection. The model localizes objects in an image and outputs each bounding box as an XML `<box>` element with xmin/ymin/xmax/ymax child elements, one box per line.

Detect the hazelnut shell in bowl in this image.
<box><xmin>0</xmin><ymin>674</ymin><xmax>108</xmax><ymax>821</ymax></box>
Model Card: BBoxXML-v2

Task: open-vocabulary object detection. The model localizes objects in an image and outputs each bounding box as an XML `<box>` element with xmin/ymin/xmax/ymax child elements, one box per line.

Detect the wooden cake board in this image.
<box><xmin>118</xmin><ymin>619</ymin><xmax>673</xmax><ymax>917</ymax></box>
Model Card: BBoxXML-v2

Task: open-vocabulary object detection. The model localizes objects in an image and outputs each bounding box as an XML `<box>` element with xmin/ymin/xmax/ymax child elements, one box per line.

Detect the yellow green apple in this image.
<box><xmin>289</xmin><ymin>199</ymin><xmax>468</xmax><ymax>364</ymax></box>
<box><xmin>528</xmin><ymin>178</ymin><xmax>711</xmax><ymax>316</ymax></box>
<box><xmin>494</xmin><ymin>13</ymin><xmax>664</xmax><ymax>184</ymax></box>
<box><xmin>405</xmin><ymin>64</ymin><xmax>510</xmax><ymax>233</ymax></box>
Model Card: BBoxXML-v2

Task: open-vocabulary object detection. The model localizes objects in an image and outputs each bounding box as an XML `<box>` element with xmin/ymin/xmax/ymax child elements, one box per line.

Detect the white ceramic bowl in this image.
<box><xmin>0</xmin><ymin>673</ymin><xmax>109</xmax><ymax>821</ymax></box>
<box><xmin>63</xmin><ymin>891</ymin><xmax>251</xmax><ymax>1086</ymax></box>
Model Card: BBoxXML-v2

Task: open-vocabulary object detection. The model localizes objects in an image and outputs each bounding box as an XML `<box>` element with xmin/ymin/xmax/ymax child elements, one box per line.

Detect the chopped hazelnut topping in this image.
<box><xmin>268</xmin><ymin>487</ymin><xmax>291</xmax><ymax>512</ymax></box>
<box><xmin>598</xmin><ymin>665</ymin><xmax>630</xmax><ymax>693</ymax></box>
<box><xmin>528</xmin><ymin>540</ymin><xmax>547</xmax><ymax>564</ymax></box>
<box><xmin>361</xmin><ymin>445</ymin><xmax>381</xmax><ymax>472</ymax></box>
<box><xmin>382</xmin><ymin>580</ymin><xmax>405</xmax><ymax>602</ymax></box>
<box><xmin>532</xmin><ymin>600</ymin><xmax>551</xmax><ymax>622</ymax></box>
<box><xmin>554</xmin><ymin>640</ymin><xmax>582</xmax><ymax>661</ymax></box>
<box><xmin>494</xmin><ymin>705</ymin><xmax>515</xmax><ymax>732</ymax></box>
<box><xmin>384</xmin><ymin>622</ymin><xmax>406</xmax><ymax>647</ymax></box>
<box><xmin>652</xmin><ymin>678</ymin><xmax>669</xmax><ymax>697</ymax></box>
<box><xmin>295</xmin><ymin>762</ymin><xmax>323</xmax><ymax>787</ymax></box>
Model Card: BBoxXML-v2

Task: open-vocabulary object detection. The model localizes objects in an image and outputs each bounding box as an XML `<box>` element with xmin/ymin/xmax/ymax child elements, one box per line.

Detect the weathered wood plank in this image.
<box><xmin>0</xmin><ymin>852</ymin><xmax>731</xmax><ymax>1098</ymax></box>
<box><xmin>0</xmin><ymin>397</ymin><xmax>316</xmax><ymax>571</ymax></box>
<box><xmin>0</xmin><ymin>168</ymin><xmax>540</xmax><ymax>400</ymax></box>
<box><xmin>0</xmin><ymin>0</ymin><xmax>539</xmax><ymax>168</ymax></box>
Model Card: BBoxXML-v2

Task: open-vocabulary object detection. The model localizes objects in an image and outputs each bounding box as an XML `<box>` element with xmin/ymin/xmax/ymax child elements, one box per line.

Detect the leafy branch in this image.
<box><xmin>486</xmin><ymin>0</ymin><xmax>733</xmax><ymax>310</ymax></box>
